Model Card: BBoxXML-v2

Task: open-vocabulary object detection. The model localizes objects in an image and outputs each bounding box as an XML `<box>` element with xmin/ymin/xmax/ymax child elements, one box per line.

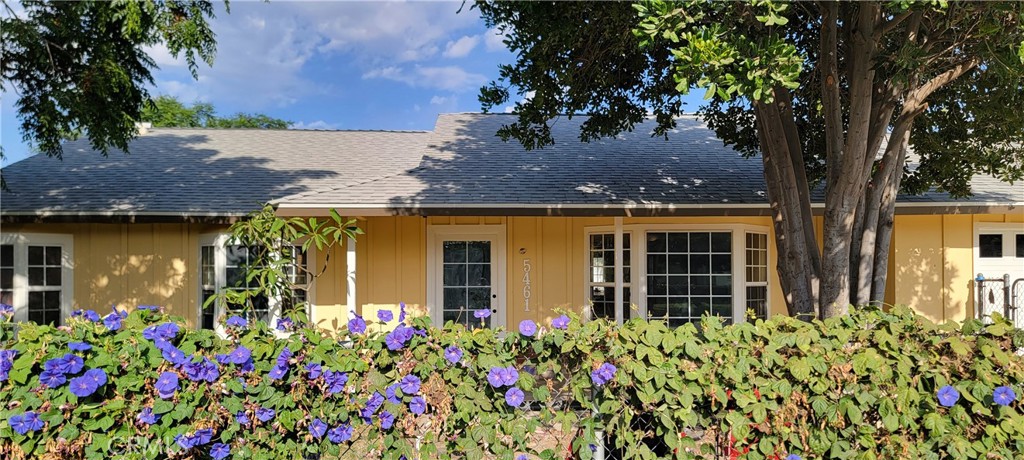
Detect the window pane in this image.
<box><xmin>647</xmin><ymin>233</ymin><xmax>666</xmax><ymax>253</ymax></box>
<box><xmin>979</xmin><ymin>234</ymin><xmax>1003</xmax><ymax>258</ymax></box>
<box><xmin>28</xmin><ymin>246</ymin><xmax>43</xmax><ymax>265</ymax></box>
<box><xmin>28</xmin><ymin>267</ymin><xmax>44</xmax><ymax>286</ymax></box>
<box><xmin>467</xmin><ymin>264</ymin><xmax>490</xmax><ymax>287</ymax></box>
<box><xmin>0</xmin><ymin>245</ymin><xmax>12</xmax><ymax>266</ymax></box>
<box><xmin>45</xmin><ymin>246</ymin><xmax>61</xmax><ymax>265</ymax></box>
<box><xmin>46</xmin><ymin>267</ymin><xmax>61</xmax><ymax>286</ymax></box>
<box><xmin>590</xmin><ymin>286</ymin><xmax>629</xmax><ymax>321</ymax></box>
<box><xmin>746</xmin><ymin>286</ymin><xmax>768</xmax><ymax>321</ymax></box>
<box><xmin>443</xmin><ymin>264</ymin><xmax>466</xmax><ymax>286</ymax></box>
<box><xmin>1017</xmin><ymin>234</ymin><xmax>1024</xmax><ymax>258</ymax></box>
<box><xmin>711</xmin><ymin>233</ymin><xmax>731</xmax><ymax>253</ymax></box>
<box><xmin>668</xmin><ymin>233</ymin><xmax>688</xmax><ymax>252</ymax></box>
<box><xmin>690</xmin><ymin>233</ymin><xmax>710</xmax><ymax>253</ymax></box>
<box><xmin>444</xmin><ymin>242</ymin><xmax>467</xmax><ymax>263</ymax></box>
<box><xmin>0</xmin><ymin>268</ymin><xmax>12</xmax><ymax>289</ymax></box>
<box><xmin>467</xmin><ymin>241</ymin><xmax>490</xmax><ymax>263</ymax></box>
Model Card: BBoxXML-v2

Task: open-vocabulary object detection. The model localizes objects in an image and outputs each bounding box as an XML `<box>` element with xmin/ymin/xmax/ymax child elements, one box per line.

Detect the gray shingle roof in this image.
<box><xmin>0</xmin><ymin>128</ymin><xmax>428</xmax><ymax>217</ymax></box>
<box><xmin>275</xmin><ymin>113</ymin><xmax>1024</xmax><ymax>212</ymax></box>
<box><xmin>2</xmin><ymin>114</ymin><xmax>1020</xmax><ymax>219</ymax></box>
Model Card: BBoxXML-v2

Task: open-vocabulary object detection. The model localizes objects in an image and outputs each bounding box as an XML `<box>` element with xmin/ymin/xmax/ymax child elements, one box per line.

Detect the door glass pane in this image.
<box><xmin>0</xmin><ymin>245</ymin><xmax>11</xmax><ymax>306</ymax></box>
<box><xmin>979</xmin><ymin>234</ymin><xmax>1003</xmax><ymax>258</ymax></box>
<box><xmin>1016</xmin><ymin>234</ymin><xmax>1024</xmax><ymax>258</ymax></box>
<box><xmin>442</xmin><ymin>240</ymin><xmax>491</xmax><ymax>328</ymax></box>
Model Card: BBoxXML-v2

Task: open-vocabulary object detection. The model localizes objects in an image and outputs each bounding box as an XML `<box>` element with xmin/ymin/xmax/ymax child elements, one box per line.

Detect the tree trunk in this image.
<box><xmin>820</xmin><ymin>2</ymin><xmax>880</xmax><ymax>318</ymax></box>
<box><xmin>753</xmin><ymin>90</ymin><xmax>820</xmax><ymax>320</ymax></box>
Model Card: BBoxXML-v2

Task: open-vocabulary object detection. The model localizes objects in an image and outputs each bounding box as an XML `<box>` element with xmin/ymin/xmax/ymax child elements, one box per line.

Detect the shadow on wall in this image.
<box><xmin>1</xmin><ymin>133</ymin><xmax>341</xmax><ymax>216</ymax></box>
<box><xmin>895</xmin><ymin>244</ymin><xmax>961</xmax><ymax>323</ymax></box>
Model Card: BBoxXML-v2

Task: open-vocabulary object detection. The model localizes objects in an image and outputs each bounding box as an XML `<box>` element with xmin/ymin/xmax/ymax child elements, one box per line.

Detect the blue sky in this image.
<box><xmin>1</xmin><ymin>1</ymin><xmax>704</xmax><ymax>166</ymax></box>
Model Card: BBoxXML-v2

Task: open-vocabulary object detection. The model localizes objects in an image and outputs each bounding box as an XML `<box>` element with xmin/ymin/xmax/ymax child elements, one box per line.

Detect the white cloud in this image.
<box><xmin>484</xmin><ymin>27</ymin><xmax>510</xmax><ymax>52</ymax></box>
<box><xmin>442</xmin><ymin>35</ymin><xmax>480</xmax><ymax>58</ymax></box>
<box><xmin>430</xmin><ymin>95</ymin><xmax>450</xmax><ymax>105</ymax></box>
<box><xmin>291</xmin><ymin>120</ymin><xmax>340</xmax><ymax>130</ymax></box>
<box><xmin>144</xmin><ymin>2</ymin><xmax>486</xmax><ymax>111</ymax></box>
<box><xmin>363</xmin><ymin>65</ymin><xmax>487</xmax><ymax>93</ymax></box>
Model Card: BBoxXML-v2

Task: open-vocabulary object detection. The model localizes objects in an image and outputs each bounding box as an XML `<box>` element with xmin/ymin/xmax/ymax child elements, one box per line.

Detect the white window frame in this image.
<box><xmin>743</xmin><ymin>231</ymin><xmax>771</xmax><ymax>321</ymax></box>
<box><xmin>198</xmin><ymin>233</ymin><xmax>316</xmax><ymax>332</ymax></box>
<box><xmin>583</xmin><ymin>228</ymin><xmax>637</xmax><ymax>324</ymax></box>
<box><xmin>426</xmin><ymin>224</ymin><xmax>507</xmax><ymax>330</ymax></box>
<box><xmin>0</xmin><ymin>233</ymin><xmax>74</xmax><ymax>324</ymax></box>
<box><xmin>582</xmin><ymin>223</ymin><xmax>771</xmax><ymax>325</ymax></box>
<box><xmin>973</xmin><ymin>222</ymin><xmax>1024</xmax><ymax>278</ymax></box>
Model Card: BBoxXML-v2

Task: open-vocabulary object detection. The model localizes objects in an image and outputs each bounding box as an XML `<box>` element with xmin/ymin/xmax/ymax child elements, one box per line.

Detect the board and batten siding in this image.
<box><xmin>892</xmin><ymin>212</ymin><xmax>1024</xmax><ymax>323</ymax></box>
<box><xmin>346</xmin><ymin>215</ymin><xmax>787</xmax><ymax>328</ymax></box>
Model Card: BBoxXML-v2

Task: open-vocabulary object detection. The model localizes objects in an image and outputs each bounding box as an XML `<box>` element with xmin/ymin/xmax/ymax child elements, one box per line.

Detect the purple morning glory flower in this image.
<box><xmin>175</xmin><ymin>434</ymin><xmax>197</xmax><ymax>449</ymax></box>
<box><xmin>183</xmin><ymin>357</ymin><xmax>220</xmax><ymax>383</ymax></box>
<box><xmin>39</xmin><ymin>369</ymin><xmax>66</xmax><ymax>387</ymax></box>
<box><xmin>0</xmin><ymin>303</ymin><xmax>13</xmax><ymax>316</ymax></box>
<box><xmin>400</xmin><ymin>375</ymin><xmax>421</xmax><ymax>395</ymax></box>
<box><xmin>328</xmin><ymin>424</ymin><xmax>353</xmax><ymax>443</ymax></box>
<box><xmin>517</xmin><ymin>455</ymin><xmax>528</xmax><ymax>460</ymax></box>
<box><xmin>155</xmin><ymin>371</ymin><xmax>179</xmax><ymax>399</ymax></box>
<box><xmin>103</xmin><ymin>313</ymin><xmax>122</xmax><ymax>331</ymax></box>
<box><xmin>69</xmin><ymin>374</ymin><xmax>99</xmax><ymax>397</ymax></box>
<box><xmin>193</xmin><ymin>428</ymin><xmax>213</xmax><ymax>445</ymax></box>
<box><xmin>993</xmin><ymin>386</ymin><xmax>1016</xmax><ymax>406</ymax></box>
<box><xmin>268</xmin><ymin>365</ymin><xmax>288</xmax><ymax>380</ymax></box>
<box><xmin>474</xmin><ymin>309</ymin><xmax>491</xmax><ymax>319</ymax></box>
<box><xmin>552</xmin><ymin>314</ymin><xmax>570</xmax><ymax>330</ymax></box>
<box><xmin>226</xmin><ymin>315</ymin><xmax>248</xmax><ymax>328</ymax></box>
<box><xmin>83</xmin><ymin>368</ymin><xmax>107</xmax><ymax>387</ymax></box>
<box><xmin>276</xmin><ymin>347</ymin><xmax>293</xmax><ymax>367</ymax></box>
<box><xmin>379</xmin><ymin>410</ymin><xmax>395</xmax><ymax>430</ymax></box>
<box><xmin>487</xmin><ymin>367</ymin><xmax>507</xmax><ymax>388</ymax></box>
<box><xmin>227</xmin><ymin>346</ymin><xmax>251</xmax><ymax>365</ymax></box>
<box><xmin>137</xmin><ymin>407</ymin><xmax>159</xmax><ymax>425</ymax></box>
<box><xmin>518</xmin><ymin>320</ymin><xmax>537</xmax><ymax>337</ymax></box>
<box><xmin>239</xmin><ymin>359</ymin><xmax>255</xmax><ymax>373</ymax></box>
<box><xmin>785</xmin><ymin>455</ymin><xmax>802</xmax><ymax>460</ymax></box>
<box><xmin>310</xmin><ymin>418</ymin><xmax>328</xmax><ymax>438</ymax></box>
<box><xmin>386</xmin><ymin>384</ymin><xmax>401</xmax><ymax>404</ymax></box>
<box><xmin>137</xmin><ymin>305</ymin><xmax>160</xmax><ymax>311</ymax></box>
<box><xmin>502</xmin><ymin>367</ymin><xmax>519</xmax><ymax>386</ymax></box>
<box><xmin>409</xmin><ymin>396</ymin><xmax>426</xmax><ymax>415</ymax></box>
<box><xmin>210</xmin><ymin>443</ymin><xmax>231</xmax><ymax>460</ymax></box>
<box><xmin>591</xmin><ymin>363</ymin><xmax>617</xmax><ymax>387</ymax></box>
<box><xmin>276</xmin><ymin>317</ymin><xmax>294</xmax><ymax>331</ymax></box>
<box><xmin>58</xmin><ymin>354</ymin><xmax>84</xmax><ymax>374</ymax></box>
<box><xmin>8</xmin><ymin>411</ymin><xmax>44</xmax><ymax>435</ymax></box>
<box><xmin>162</xmin><ymin>346</ymin><xmax>187</xmax><ymax>365</ymax></box>
<box><xmin>385</xmin><ymin>330</ymin><xmax>405</xmax><ymax>351</ymax></box>
<box><xmin>366</xmin><ymin>392</ymin><xmax>385</xmax><ymax>413</ymax></box>
<box><xmin>69</xmin><ymin>341</ymin><xmax>91</xmax><ymax>352</ymax></box>
<box><xmin>505</xmin><ymin>387</ymin><xmax>525</xmax><ymax>407</ymax></box>
<box><xmin>444</xmin><ymin>346</ymin><xmax>462</xmax><ymax>365</ymax></box>
<box><xmin>399</xmin><ymin>302</ymin><xmax>407</xmax><ymax>323</ymax></box>
<box><xmin>255</xmin><ymin>407</ymin><xmax>275</xmax><ymax>422</ymax></box>
<box><xmin>143</xmin><ymin>322</ymin><xmax>180</xmax><ymax>341</ymax></box>
<box><xmin>305</xmin><ymin>362</ymin><xmax>322</xmax><ymax>379</ymax></box>
<box><xmin>378</xmin><ymin>309</ymin><xmax>394</xmax><ymax>322</ymax></box>
<box><xmin>348</xmin><ymin>316</ymin><xmax>366</xmax><ymax>334</ymax></box>
<box><xmin>236</xmin><ymin>411</ymin><xmax>250</xmax><ymax>426</ymax></box>
<box><xmin>937</xmin><ymin>385</ymin><xmax>960</xmax><ymax>407</ymax></box>
<box><xmin>80</xmin><ymin>310</ymin><xmax>101</xmax><ymax>322</ymax></box>
<box><xmin>325</xmin><ymin>370</ymin><xmax>348</xmax><ymax>394</ymax></box>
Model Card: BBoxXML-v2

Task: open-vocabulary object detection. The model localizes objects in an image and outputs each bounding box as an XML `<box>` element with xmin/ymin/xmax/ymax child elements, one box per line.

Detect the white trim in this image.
<box><xmin>582</xmin><ymin>223</ymin><xmax>771</xmax><ymax>324</ymax></box>
<box><xmin>274</xmin><ymin>201</ymin><xmax>1024</xmax><ymax>210</ymax></box>
<box><xmin>0</xmin><ymin>232</ymin><xmax>74</xmax><ymax>324</ymax></box>
<box><xmin>973</xmin><ymin>222</ymin><xmax>1024</xmax><ymax>280</ymax></box>
<box><xmin>347</xmin><ymin>236</ymin><xmax>357</xmax><ymax>322</ymax></box>
<box><xmin>613</xmin><ymin>217</ymin><xmax>624</xmax><ymax>325</ymax></box>
<box><xmin>426</xmin><ymin>224</ymin><xmax>507</xmax><ymax>330</ymax></box>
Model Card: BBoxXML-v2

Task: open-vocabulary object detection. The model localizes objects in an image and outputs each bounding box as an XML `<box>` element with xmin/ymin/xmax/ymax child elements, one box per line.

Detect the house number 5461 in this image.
<box><xmin>522</xmin><ymin>259</ymin><xmax>532</xmax><ymax>312</ymax></box>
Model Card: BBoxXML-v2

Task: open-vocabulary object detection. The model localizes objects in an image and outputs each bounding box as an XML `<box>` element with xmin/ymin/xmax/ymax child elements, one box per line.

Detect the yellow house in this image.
<box><xmin>1</xmin><ymin>114</ymin><xmax>1022</xmax><ymax>331</ymax></box>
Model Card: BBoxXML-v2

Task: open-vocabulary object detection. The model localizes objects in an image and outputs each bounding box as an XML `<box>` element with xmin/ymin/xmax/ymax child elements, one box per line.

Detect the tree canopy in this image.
<box><xmin>1</xmin><ymin>0</ymin><xmax>223</xmax><ymax>159</ymax></box>
<box><xmin>477</xmin><ymin>1</ymin><xmax>1024</xmax><ymax>318</ymax></box>
<box><xmin>142</xmin><ymin>95</ymin><xmax>291</xmax><ymax>129</ymax></box>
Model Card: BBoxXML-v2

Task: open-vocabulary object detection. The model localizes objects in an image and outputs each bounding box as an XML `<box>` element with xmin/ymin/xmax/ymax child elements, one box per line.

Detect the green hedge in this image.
<box><xmin>0</xmin><ymin>305</ymin><xmax>1022</xmax><ymax>460</ymax></box>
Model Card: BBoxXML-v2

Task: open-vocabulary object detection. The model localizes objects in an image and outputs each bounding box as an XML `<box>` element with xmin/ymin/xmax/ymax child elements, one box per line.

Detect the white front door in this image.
<box><xmin>427</xmin><ymin>225</ymin><xmax>506</xmax><ymax>329</ymax></box>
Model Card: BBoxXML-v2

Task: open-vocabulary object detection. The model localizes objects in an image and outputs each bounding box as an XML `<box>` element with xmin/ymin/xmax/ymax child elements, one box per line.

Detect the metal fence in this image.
<box><xmin>975</xmin><ymin>273</ymin><xmax>1024</xmax><ymax>329</ymax></box>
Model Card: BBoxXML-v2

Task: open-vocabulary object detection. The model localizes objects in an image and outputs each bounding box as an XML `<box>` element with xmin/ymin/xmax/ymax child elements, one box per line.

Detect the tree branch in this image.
<box><xmin>876</xmin><ymin>8</ymin><xmax>914</xmax><ymax>39</ymax></box>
